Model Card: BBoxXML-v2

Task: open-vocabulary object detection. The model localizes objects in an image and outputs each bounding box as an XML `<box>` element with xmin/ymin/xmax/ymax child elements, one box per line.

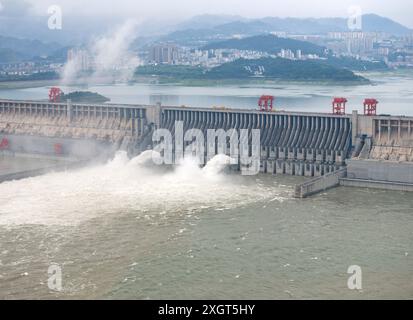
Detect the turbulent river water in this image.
<box><xmin>0</xmin><ymin>152</ymin><xmax>411</xmax><ymax>299</ymax></box>
<box><xmin>0</xmin><ymin>72</ymin><xmax>412</xmax><ymax>299</ymax></box>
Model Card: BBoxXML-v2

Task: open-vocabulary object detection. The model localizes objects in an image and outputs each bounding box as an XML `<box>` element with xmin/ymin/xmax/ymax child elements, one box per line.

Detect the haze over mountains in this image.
<box><xmin>1</xmin><ymin>12</ymin><xmax>412</xmax><ymax>45</ymax></box>
<box><xmin>177</xmin><ymin>13</ymin><xmax>412</xmax><ymax>35</ymax></box>
<box><xmin>0</xmin><ymin>11</ymin><xmax>412</xmax><ymax>64</ymax></box>
<box><xmin>160</xmin><ymin>14</ymin><xmax>412</xmax><ymax>46</ymax></box>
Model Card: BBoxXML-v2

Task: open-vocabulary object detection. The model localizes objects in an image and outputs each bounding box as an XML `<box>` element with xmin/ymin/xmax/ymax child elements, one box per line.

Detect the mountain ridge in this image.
<box><xmin>161</xmin><ymin>14</ymin><xmax>412</xmax><ymax>46</ymax></box>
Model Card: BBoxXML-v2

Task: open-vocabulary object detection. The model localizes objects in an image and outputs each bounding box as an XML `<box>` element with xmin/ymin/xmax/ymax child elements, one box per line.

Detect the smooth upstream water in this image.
<box><xmin>0</xmin><ymin>152</ymin><xmax>411</xmax><ymax>299</ymax></box>
<box><xmin>1</xmin><ymin>70</ymin><xmax>413</xmax><ymax>116</ymax></box>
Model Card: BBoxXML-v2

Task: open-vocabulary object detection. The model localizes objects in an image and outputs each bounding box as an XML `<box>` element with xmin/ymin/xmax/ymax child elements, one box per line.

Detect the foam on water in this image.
<box><xmin>0</xmin><ymin>152</ymin><xmax>283</xmax><ymax>226</ymax></box>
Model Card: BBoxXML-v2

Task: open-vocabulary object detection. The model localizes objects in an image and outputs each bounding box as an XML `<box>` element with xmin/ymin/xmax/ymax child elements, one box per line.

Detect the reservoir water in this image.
<box><xmin>1</xmin><ymin>71</ymin><xmax>413</xmax><ymax>116</ymax></box>
<box><xmin>0</xmin><ymin>72</ymin><xmax>412</xmax><ymax>299</ymax></box>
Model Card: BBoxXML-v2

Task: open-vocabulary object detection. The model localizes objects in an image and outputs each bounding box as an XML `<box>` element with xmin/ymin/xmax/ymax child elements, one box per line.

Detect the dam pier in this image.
<box><xmin>1</xmin><ymin>98</ymin><xmax>412</xmax><ymax>196</ymax></box>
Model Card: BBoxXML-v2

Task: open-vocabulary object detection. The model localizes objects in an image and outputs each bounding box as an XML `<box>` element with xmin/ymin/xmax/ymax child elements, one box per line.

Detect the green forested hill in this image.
<box><xmin>136</xmin><ymin>57</ymin><xmax>369</xmax><ymax>83</ymax></box>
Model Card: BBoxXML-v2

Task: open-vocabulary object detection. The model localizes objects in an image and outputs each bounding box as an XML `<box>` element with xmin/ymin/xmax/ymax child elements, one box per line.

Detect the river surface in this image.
<box><xmin>0</xmin><ymin>73</ymin><xmax>412</xmax><ymax>299</ymax></box>
<box><xmin>0</xmin><ymin>71</ymin><xmax>413</xmax><ymax>116</ymax></box>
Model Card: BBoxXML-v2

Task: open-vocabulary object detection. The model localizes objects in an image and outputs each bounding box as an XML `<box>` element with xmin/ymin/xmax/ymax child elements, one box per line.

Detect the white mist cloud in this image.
<box><xmin>91</xmin><ymin>20</ymin><xmax>140</xmax><ymax>80</ymax></box>
<box><xmin>0</xmin><ymin>151</ymin><xmax>278</xmax><ymax>226</ymax></box>
<box><xmin>60</xmin><ymin>20</ymin><xmax>141</xmax><ymax>85</ymax></box>
<box><xmin>60</xmin><ymin>52</ymin><xmax>83</xmax><ymax>85</ymax></box>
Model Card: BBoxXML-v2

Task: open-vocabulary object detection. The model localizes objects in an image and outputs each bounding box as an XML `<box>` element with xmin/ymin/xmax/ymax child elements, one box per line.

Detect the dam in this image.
<box><xmin>0</xmin><ymin>98</ymin><xmax>412</xmax><ymax>195</ymax></box>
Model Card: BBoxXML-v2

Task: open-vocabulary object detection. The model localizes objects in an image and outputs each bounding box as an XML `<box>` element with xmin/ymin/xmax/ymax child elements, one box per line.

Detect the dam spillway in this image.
<box><xmin>160</xmin><ymin>106</ymin><xmax>352</xmax><ymax>176</ymax></box>
<box><xmin>1</xmin><ymin>98</ymin><xmax>413</xmax><ymax>193</ymax></box>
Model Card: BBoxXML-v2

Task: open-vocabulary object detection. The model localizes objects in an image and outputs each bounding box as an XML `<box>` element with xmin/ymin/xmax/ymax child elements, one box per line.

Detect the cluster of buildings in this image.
<box><xmin>318</xmin><ymin>32</ymin><xmax>413</xmax><ymax>67</ymax></box>
<box><xmin>1</xmin><ymin>29</ymin><xmax>412</xmax><ymax>81</ymax></box>
<box><xmin>144</xmin><ymin>31</ymin><xmax>413</xmax><ymax>69</ymax></box>
<box><xmin>146</xmin><ymin>45</ymin><xmax>322</xmax><ymax>68</ymax></box>
<box><xmin>148</xmin><ymin>44</ymin><xmax>180</xmax><ymax>65</ymax></box>
<box><xmin>0</xmin><ymin>61</ymin><xmax>62</xmax><ymax>78</ymax></box>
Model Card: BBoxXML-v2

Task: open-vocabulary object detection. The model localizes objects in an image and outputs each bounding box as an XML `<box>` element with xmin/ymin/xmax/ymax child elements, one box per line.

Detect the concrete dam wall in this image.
<box><xmin>1</xmin><ymin>99</ymin><xmax>413</xmax><ymax>192</ymax></box>
<box><xmin>0</xmin><ymin>99</ymin><xmax>148</xmax><ymax>159</ymax></box>
<box><xmin>160</xmin><ymin>107</ymin><xmax>352</xmax><ymax>176</ymax></box>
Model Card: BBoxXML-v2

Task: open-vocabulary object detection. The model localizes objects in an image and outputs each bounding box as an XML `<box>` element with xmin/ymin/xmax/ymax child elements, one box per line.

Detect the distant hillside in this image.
<box><xmin>0</xmin><ymin>48</ymin><xmax>26</xmax><ymax>63</ymax></box>
<box><xmin>202</xmin><ymin>35</ymin><xmax>326</xmax><ymax>56</ymax></box>
<box><xmin>361</xmin><ymin>14</ymin><xmax>412</xmax><ymax>34</ymax></box>
<box><xmin>174</xmin><ymin>14</ymin><xmax>248</xmax><ymax>31</ymax></box>
<box><xmin>0</xmin><ymin>35</ymin><xmax>63</xmax><ymax>63</ymax></box>
<box><xmin>254</xmin><ymin>14</ymin><xmax>412</xmax><ymax>35</ymax></box>
<box><xmin>163</xmin><ymin>14</ymin><xmax>412</xmax><ymax>45</ymax></box>
<box><xmin>136</xmin><ymin>58</ymin><xmax>368</xmax><ymax>83</ymax></box>
<box><xmin>0</xmin><ymin>36</ymin><xmax>60</xmax><ymax>58</ymax></box>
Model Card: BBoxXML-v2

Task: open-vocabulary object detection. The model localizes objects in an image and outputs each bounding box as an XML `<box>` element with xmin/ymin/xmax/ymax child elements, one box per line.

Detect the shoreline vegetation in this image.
<box><xmin>60</xmin><ymin>91</ymin><xmax>110</xmax><ymax>103</ymax></box>
<box><xmin>132</xmin><ymin>76</ymin><xmax>369</xmax><ymax>86</ymax></box>
<box><xmin>0</xmin><ymin>77</ymin><xmax>369</xmax><ymax>89</ymax></box>
<box><xmin>134</xmin><ymin>58</ymin><xmax>371</xmax><ymax>85</ymax></box>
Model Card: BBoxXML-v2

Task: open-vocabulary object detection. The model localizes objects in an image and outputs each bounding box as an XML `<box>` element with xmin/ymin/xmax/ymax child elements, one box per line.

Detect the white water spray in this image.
<box><xmin>0</xmin><ymin>152</ymin><xmax>279</xmax><ymax>227</ymax></box>
<box><xmin>61</xmin><ymin>20</ymin><xmax>141</xmax><ymax>85</ymax></box>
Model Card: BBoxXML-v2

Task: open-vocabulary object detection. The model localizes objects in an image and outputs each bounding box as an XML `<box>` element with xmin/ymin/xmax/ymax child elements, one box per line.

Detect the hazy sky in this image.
<box><xmin>3</xmin><ymin>0</ymin><xmax>413</xmax><ymax>28</ymax></box>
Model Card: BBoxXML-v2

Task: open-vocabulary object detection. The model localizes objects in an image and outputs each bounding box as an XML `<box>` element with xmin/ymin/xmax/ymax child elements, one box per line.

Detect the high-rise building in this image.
<box><xmin>67</xmin><ymin>48</ymin><xmax>92</xmax><ymax>71</ymax></box>
<box><xmin>149</xmin><ymin>44</ymin><xmax>180</xmax><ymax>64</ymax></box>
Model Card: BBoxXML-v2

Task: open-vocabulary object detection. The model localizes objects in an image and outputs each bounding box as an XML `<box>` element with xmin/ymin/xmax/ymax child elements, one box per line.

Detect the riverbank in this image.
<box><xmin>132</xmin><ymin>76</ymin><xmax>371</xmax><ymax>87</ymax></box>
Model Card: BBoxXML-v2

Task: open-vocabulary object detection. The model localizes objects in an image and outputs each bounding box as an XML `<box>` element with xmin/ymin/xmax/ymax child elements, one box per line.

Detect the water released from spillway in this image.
<box><xmin>0</xmin><ymin>152</ymin><xmax>279</xmax><ymax>226</ymax></box>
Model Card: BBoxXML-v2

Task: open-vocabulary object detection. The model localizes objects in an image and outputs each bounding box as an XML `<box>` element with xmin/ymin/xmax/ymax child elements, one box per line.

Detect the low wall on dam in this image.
<box><xmin>347</xmin><ymin>159</ymin><xmax>413</xmax><ymax>184</ymax></box>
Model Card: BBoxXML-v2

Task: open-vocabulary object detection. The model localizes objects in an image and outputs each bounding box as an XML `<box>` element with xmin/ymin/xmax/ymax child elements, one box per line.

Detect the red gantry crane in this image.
<box><xmin>332</xmin><ymin>97</ymin><xmax>347</xmax><ymax>115</ymax></box>
<box><xmin>258</xmin><ymin>95</ymin><xmax>275</xmax><ymax>112</ymax></box>
<box><xmin>49</xmin><ymin>87</ymin><xmax>63</xmax><ymax>103</ymax></box>
<box><xmin>0</xmin><ymin>138</ymin><xmax>9</xmax><ymax>150</ymax></box>
<box><xmin>363</xmin><ymin>98</ymin><xmax>379</xmax><ymax>116</ymax></box>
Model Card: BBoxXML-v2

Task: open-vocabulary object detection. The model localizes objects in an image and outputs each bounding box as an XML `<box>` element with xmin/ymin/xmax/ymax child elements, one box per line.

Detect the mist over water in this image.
<box><xmin>0</xmin><ymin>151</ymin><xmax>280</xmax><ymax>227</ymax></box>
